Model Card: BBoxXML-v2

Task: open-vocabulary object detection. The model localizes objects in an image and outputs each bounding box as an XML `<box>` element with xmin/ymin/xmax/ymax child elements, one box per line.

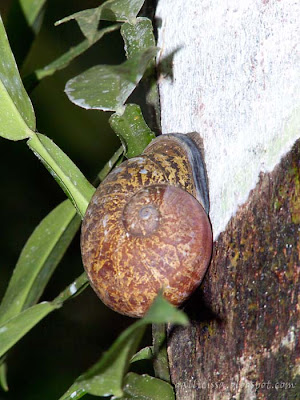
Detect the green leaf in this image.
<box><xmin>81</xmin><ymin>327</ymin><xmax>146</xmax><ymax>397</ymax></box>
<box><xmin>109</xmin><ymin>104</ymin><xmax>155</xmax><ymax>157</ymax></box>
<box><xmin>0</xmin><ymin>201</ymin><xmax>80</xmax><ymax>390</ymax></box>
<box><xmin>19</xmin><ymin>0</ymin><xmax>47</xmax><ymax>30</ymax></box>
<box><xmin>0</xmin><ymin>15</ymin><xmax>35</xmax><ymax>140</ymax></box>
<box><xmin>53</xmin><ymin>272</ymin><xmax>89</xmax><ymax>306</ymax></box>
<box><xmin>0</xmin><ymin>80</ymin><xmax>33</xmax><ymax>140</ymax></box>
<box><xmin>56</xmin><ymin>8</ymin><xmax>100</xmax><ymax>42</ymax></box>
<box><xmin>0</xmin><ymin>271</ymin><xmax>90</xmax><ymax>361</ymax></box>
<box><xmin>130</xmin><ymin>346</ymin><xmax>153</xmax><ymax>363</ymax></box>
<box><xmin>0</xmin><ymin>144</ymin><xmax>124</xmax><ymax>385</ymax></box>
<box><xmin>143</xmin><ymin>293</ymin><xmax>189</xmax><ymax>326</ymax></box>
<box><xmin>121</xmin><ymin>18</ymin><xmax>155</xmax><ymax>59</ymax></box>
<box><xmin>98</xmin><ymin>146</ymin><xmax>124</xmax><ymax>182</ymax></box>
<box><xmin>0</xmin><ymin>141</ymin><xmax>127</xmax><ymax>386</ymax></box>
<box><xmin>121</xmin><ymin>17</ymin><xmax>160</xmax><ymax>136</ymax></box>
<box><xmin>27</xmin><ymin>133</ymin><xmax>95</xmax><ymax>218</ymax></box>
<box><xmin>65</xmin><ymin>47</ymin><xmax>158</xmax><ymax>112</ymax></box>
<box><xmin>0</xmin><ymin>200</ymin><xmax>80</xmax><ymax>325</ymax></box>
<box><xmin>0</xmin><ymin>140</ymin><xmax>120</xmax><ymax>326</ymax></box>
<box><xmin>122</xmin><ymin>373</ymin><xmax>175</xmax><ymax>400</ymax></box>
<box><xmin>100</xmin><ymin>0</ymin><xmax>145</xmax><ymax>22</ymax></box>
<box><xmin>59</xmin><ymin>326</ymin><xmax>146</xmax><ymax>400</ymax></box>
<box><xmin>58</xmin><ymin>293</ymin><xmax>188</xmax><ymax>399</ymax></box>
<box><xmin>70</xmin><ymin>8</ymin><xmax>101</xmax><ymax>43</ymax></box>
<box><xmin>56</xmin><ymin>0</ymin><xmax>145</xmax><ymax>40</ymax></box>
<box><xmin>28</xmin><ymin>24</ymin><xmax>120</xmax><ymax>85</ymax></box>
<box><xmin>0</xmin><ymin>361</ymin><xmax>8</xmax><ymax>391</ymax></box>
<box><xmin>4</xmin><ymin>0</ymin><xmax>47</xmax><ymax>69</ymax></box>
<box><xmin>0</xmin><ymin>302</ymin><xmax>58</xmax><ymax>359</ymax></box>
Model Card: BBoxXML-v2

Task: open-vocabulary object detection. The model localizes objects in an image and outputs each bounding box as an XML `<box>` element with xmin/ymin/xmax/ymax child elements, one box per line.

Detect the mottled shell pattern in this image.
<box><xmin>81</xmin><ymin>133</ymin><xmax>213</xmax><ymax>317</ymax></box>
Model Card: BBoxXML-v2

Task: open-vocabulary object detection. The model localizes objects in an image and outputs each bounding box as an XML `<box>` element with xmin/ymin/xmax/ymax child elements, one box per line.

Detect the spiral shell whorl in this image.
<box><xmin>122</xmin><ymin>187</ymin><xmax>162</xmax><ymax>237</ymax></box>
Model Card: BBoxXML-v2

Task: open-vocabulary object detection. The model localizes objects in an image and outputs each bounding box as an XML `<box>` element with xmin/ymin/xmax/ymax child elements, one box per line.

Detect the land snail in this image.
<box><xmin>81</xmin><ymin>133</ymin><xmax>213</xmax><ymax>318</ymax></box>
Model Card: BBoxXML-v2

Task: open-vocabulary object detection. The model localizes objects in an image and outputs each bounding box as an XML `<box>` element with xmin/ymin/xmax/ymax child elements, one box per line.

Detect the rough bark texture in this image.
<box><xmin>167</xmin><ymin>140</ymin><xmax>300</xmax><ymax>399</ymax></box>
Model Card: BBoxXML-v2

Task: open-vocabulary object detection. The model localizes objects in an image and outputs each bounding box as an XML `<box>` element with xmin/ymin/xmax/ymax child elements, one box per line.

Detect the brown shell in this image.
<box><xmin>81</xmin><ymin>134</ymin><xmax>213</xmax><ymax>317</ymax></box>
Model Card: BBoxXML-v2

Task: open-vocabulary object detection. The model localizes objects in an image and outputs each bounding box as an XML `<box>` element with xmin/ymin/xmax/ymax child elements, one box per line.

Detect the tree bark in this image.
<box><xmin>167</xmin><ymin>140</ymin><xmax>300</xmax><ymax>399</ymax></box>
<box><xmin>155</xmin><ymin>0</ymin><xmax>300</xmax><ymax>398</ymax></box>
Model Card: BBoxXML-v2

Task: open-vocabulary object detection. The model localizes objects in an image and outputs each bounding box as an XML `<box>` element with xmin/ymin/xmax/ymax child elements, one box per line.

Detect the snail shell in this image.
<box><xmin>81</xmin><ymin>133</ymin><xmax>213</xmax><ymax>318</ymax></box>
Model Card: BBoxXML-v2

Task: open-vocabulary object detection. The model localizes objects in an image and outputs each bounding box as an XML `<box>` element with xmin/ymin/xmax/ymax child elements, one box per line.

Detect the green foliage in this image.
<box><xmin>0</xmin><ymin>272</ymin><xmax>89</xmax><ymax>359</ymax></box>
<box><xmin>0</xmin><ymin>0</ymin><xmax>185</xmax><ymax>398</ymax></box>
<box><xmin>27</xmin><ymin>134</ymin><xmax>95</xmax><ymax>218</ymax></box>
<box><xmin>0</xmin><ymin>14</ymin><xmax>95</xmax><ymax>215</ymax></box>
<box><xmin>0</xmin><ymin>302</ymin><xmax>58</xmax><ymax>359</ymax></box>
<box><xmin>121</xmin><ymin>372</ymin><xmax>175</xmax><ymax>399</ymax></box>
<box><xmin>59</xmin><ymin>294</ymin><xmax>184</xmax><ymax>400</ymax></box>
<box><xmin>0</xmin><ymin>15</ymin><xmax>35</xmax><ymax>139</ymax></box>
<box><xmin>121</xmin><ymin>17</ymin><xmax>155</xmax><ymax>59</ymax></box>
<box><xmin>59</xmin><ymin>326</ymin><xmax>145</xmax><ymax>399</ymax></box>
<box><xmin>18</xmin><ymin>0</ymin><xmax>47</xmax><ymax>29</ymax></box>
<box><xmin>0</xmin><ymin>362</ymin><xmax>8</xmax><ymax>391</ymax></box>
<box><xmin>98</xmin><ymin>146</ymin><xmax>124</xmax><ymax>182</ymax></box>
<box><xmin>130</xmin><ymin>346</ymin><xmax>153</xmax><ymax>363</ymax></box>
<box><xmin>56</xmin><ymin>0</ymin><xmax>146</xmax><ymax>41</ymax></box>
<box><xmin>65</xmin><ymin>47</ymin><xmax>157</xmax><ymax>112</ymax></box>
<box><xmin>26</xmin><ymin>24</ymin><xmax>121</xmax><ymax>89</ymax></box>
<box><xmin>109</xmin><ymin>104</ymin><xmax>155</xmax><ymax>157</ymax></box>
<box><xmin>0</xmin><ymin>200</ymin><xmax>80</xmax><ymax>325</ymax></box>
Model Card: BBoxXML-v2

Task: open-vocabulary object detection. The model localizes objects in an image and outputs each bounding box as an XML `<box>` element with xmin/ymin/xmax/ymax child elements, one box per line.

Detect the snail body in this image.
<box><xmin>81</xmin><ymin>133</ymin><xmax>212</xmax><ymax>317</ymax></box>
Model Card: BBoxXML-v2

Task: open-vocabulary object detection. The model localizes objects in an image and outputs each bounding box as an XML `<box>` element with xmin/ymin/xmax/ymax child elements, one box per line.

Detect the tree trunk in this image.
<box><xmin>155</xmin><ymin>1</ymin><xmax>300</xmax><ymax>398</ymax></box>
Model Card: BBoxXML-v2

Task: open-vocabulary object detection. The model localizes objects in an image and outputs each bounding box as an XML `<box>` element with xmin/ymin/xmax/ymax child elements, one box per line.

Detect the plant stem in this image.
<box><xmin>53</xmin><ymin>272</ymin><xmax>89</xmax><ymax>306</ymax></box>
<box><xmin>23</xmin><ymin>24</ymin><xmax>121</xmax><ymax>92</ymax></box>
<box><xmin>98</xmin><ymin>146</ymin><xmax>124</xmax><ymax>182</ymax></box>
<box><xmin>152</xmin><ymin>323</ymin><xmax>171</xmax><ymax>382</ymax></box>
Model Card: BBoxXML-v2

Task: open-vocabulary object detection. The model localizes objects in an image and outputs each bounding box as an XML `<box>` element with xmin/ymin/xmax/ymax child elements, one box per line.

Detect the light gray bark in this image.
<box><xmin>156</xmin><ymin>0</ymin><xmax>300</xmax><ymax>239</ymax></box>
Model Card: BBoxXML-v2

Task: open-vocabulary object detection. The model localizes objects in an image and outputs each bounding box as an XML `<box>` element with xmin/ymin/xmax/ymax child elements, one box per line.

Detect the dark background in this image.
<box><xmin>0</xmin><ymin>1</ymin><xmax>151</xmax><ymax>398</ymax></box>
